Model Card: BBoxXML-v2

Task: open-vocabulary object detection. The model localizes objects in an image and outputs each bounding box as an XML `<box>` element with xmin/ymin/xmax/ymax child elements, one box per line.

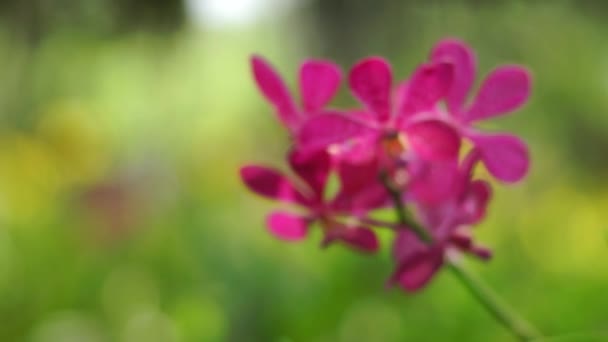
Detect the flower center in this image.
<box><xmin>381</xmin><ymin>130</ymin><xmax>408</xmax><ymax>159</ymax></box>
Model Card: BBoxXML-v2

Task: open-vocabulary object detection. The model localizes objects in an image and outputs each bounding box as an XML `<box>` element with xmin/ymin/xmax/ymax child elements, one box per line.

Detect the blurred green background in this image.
<box><xmin>0</xmin><ymin>0</ymin><xmax>607</xmax><ymax>341</ymax></box>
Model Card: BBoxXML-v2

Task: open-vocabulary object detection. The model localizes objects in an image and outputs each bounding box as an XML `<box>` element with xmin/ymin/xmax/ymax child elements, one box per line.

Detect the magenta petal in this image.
<box><xmin>449</xmin><ymin>233</ymin><xmax>473</xmax><ymax>250</ymax></box>
<box><xmin>393</xmin><ymin>81</ymin><xmax>410</xmax><ymax>115</ymax></box>
<box><xmin>297</xmin><ymin>111</ymin><xmax>375</xmax><ymax>152</ymax></box>
<box><xmin>251</xmin><ymin>55</ymin><xmax>300</xmax><ymax>131</ymax></box>
<box><xmin>397</xmin><ymin>62</ymin><xmax>453</xmax><ymax>122</ymax></box>
<box><xmin>299</xmin><ymin>60</ymin><xmax>342</xmax><ymax>113</ymax></box>
<box><xmin>240</xmin><ymin>165</ymin><xmax>308</xmax><ymax>204</ymax></box>
<box><xmin>336</xmin><ymin>156</ymin><xmax>380</xmax><ymax>197</ymax></box>
<box><xmin>331</xmin><ymin>157</ymin><xmax>388</xmax><ymax>213</ymax></box>
<box><xmin>395</xmin><ymin>253</ymin><xmax>443</xmax><ymax>291</ymax></box>
<box><xmin>390</xmin><ymin>231</ymin><xmax>444</xmax><ymax>292</ymax></box>
<box><xmin>405</xmin><ymin>120</ymin><xmax>461</xmax><ymax>161</ymax></box>
<box><xmin>469</xmin><ymin>133</ymin><xmax>530</xmax><ymax>182</ymax></box>
<box><xmin>348</xmin><ymin>57</ymin><xmax>393</xmax><ymax>122</ymax></box>
<box><xmin>330</xmin><ymin>129</ymin><xmax>378</xmax><ymax>165</ymax></box>
<box><xmin>469</xmin><ymin>244</ymin><xmax>493</xmax><ymax>260</ymax></box>
<box><xmin>334</xmin><ymin>185</ymin><xmax>388</xmax><ymax>214</ymax></box>
<box><xmin>266</xmin><ymin>211</ymin><xmax>310</xmax><ymax>241</ymax></box>
<box><xmin>324</xmin><ymin>227</ymin><xmax>379</xmax><ymax>253</ymax></box>
<box><xmin>340</xmin><ymin>227</ymin><xmax>379</xmax><ymax>252</ymax></box>
<box><xmin>392</xmin><ymin>230</ymin><xmax>425</xmax><ymax>260</ymax></box>
<box><xmin>408</xmin><ymin>159</ymin><xmax>459</xmax><ymax>205</ymax></box>
<box><xmin>459</xmin><ymin>148</ymin><xmax>482</xmax><ymax>181</ymax></box>
<box><xmin>449</xmin><ymin>233</ymin><xmax>492</xmax><ymax>260</ymax></box>
<box><xmin>430</xmin><ymin>39</ymin><xmax>477</xmax><ymax>113</ymax></box>
<box><xmin>459</xmin><ymin>180</ymin><xmax>492</xmax><ymax>225</ymax></box>
<box><xmin>288</xmin><ymin>149</ymin><xmax>331</xmax><ymax>199</ymax></box>
<box><xmin>466</xmin><ymin>66</ymin><xmax>532</xmax><ymax>122</ymax></box>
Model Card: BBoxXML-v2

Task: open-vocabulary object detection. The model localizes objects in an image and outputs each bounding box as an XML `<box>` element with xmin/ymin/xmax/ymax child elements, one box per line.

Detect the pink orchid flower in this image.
<box><xmin>429</xmin><ymin>39</ymin><xmax>532</xmax><ymax>182</ymax></box>
<box><xmin>389</xmin><ymin>149</ymin><xmax>492</xmax><ymax>291</ymax></box>
<box><xmin>296</xmin><ymin>57</ymin><xmax>461</xmax><ymax>165</ymax></box>
<box><xmin>251</xmin><ymin>55</ymin><xmax>342</xmax><ymax>135</ymax></box>
<box><xmin>240</xmin><ymin>149</ymin><xmax>387</xmax><ymax>252</ymax></box>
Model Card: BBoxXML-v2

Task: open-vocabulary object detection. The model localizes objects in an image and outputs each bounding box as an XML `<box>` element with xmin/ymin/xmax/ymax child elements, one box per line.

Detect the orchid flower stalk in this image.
<box><xmin>241</xmin><ymin>38</ymin><xmax>542</xmax><ymax>340</ymax></box>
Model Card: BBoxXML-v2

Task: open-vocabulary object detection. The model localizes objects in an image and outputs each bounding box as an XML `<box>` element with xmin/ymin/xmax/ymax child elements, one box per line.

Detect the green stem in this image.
<box><xmin>380</xmin><ymin>172</ymin><xmax>542</xmax><ymax>341</ymax></box>
<box><xmin>380</xmin><ymin>172</ymin><xmax>432</xmax><ymax>242</ymax></box>
<box><xmin>447</xmin><ymin>261</ymin><xmax>542</xmax><ymax>341</ymax></box>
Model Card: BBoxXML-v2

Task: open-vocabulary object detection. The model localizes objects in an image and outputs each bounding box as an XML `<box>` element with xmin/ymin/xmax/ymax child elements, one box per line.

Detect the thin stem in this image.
<box><xmin>447</xmin><ymin>261</ymin><xmax>542</xmax><ymax>341</ymax></box>
<box><xmin>379</xmin><ymin>172</ymin><xmax>432</xmax><ymax>242</ymax></box>
<box><xmin>379</xmin><ymin>171</ymin><xmax>542</xmax><ymax>341</ymax></box>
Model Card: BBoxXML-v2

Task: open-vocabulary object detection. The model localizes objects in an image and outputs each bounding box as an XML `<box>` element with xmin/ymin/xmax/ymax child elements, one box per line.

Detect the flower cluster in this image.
<box><xmin>241</xmin><ymin>39</ymin><xmax>531</xmax><ymax>291</ymax></box>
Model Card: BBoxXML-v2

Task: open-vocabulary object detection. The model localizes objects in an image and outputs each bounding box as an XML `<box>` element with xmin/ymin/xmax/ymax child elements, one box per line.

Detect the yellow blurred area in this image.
<box><xmin>0</xmin><ymin>102</ymin><xmax>108</xmax><ymax>224</ymax></box>
<box><xmin>519</xmin><ymin>186</ymin><xmax>608</xmax><ymax>275</ymax></box>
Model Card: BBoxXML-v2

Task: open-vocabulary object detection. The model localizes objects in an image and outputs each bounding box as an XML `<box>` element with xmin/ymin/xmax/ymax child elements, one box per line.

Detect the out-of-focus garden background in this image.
<box><xmin>0</xmin><ymin>0</ymin><xmax>607</xmax><ymax>341</ymax></box>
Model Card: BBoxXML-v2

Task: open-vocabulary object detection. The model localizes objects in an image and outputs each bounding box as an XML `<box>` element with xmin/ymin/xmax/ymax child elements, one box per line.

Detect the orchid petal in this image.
<box><xmin>405</xmin><ymin>120</ymin><xmax>461</xmax><ymax>161</ymax></box>
<box><xmin>390</xmin><ymin>231</ymin><xmax>443</xmax><ymax>292</ymax></box>
<box><xmin>466</xmin><ymin>66</ymin><xmax>531</xmax><ymax>122</ymax></box>
<box><xmin>394</xmin><ymin>251</ymin><xmax>443</xmax><ymax>291</ymax></box>
<box><xmin>449</xmin><ymin>147</ymin><xmax>482</xmax><ymax>198</ymax></box>
<box><xmin>251</xmin><ymin>55</ymin><xmax>300</xmax><ymax>131</ymax></box>
<box><xmin>323</xmin><ymin>227</ymin><xmax>379</xmax><ymax>253</ymax></box>
<box><xmin>449</xmin><ymin>234</ymin><xmax>493</xmax><ymax>260</ymax></box>
<box><xmin>288</xmin><ymin>149</ymin><xmax>331</xmax><ymax>199</ymax></box>
<box><xmin>459</xmin><ymin>180</ymin><xmax>492</xmax><ymax>225</ymax></box>
<box><xmin>348</xmin><ymin>57</ymin><xmax>392</xmax><ymax>122</ymax></box>
<box><xmin>267</xmin><ymin>211</ymin><xmax>310</xmax><ymax>241</ymax></box>
<box><xmin>339</xmin><ymin>227</ymin><xmax>379</xmax><ymax>252</ymax></box>
<box><xmin>336</xmin><ymin>156</ymin><xmax>380</xmax><ymax>197</ymax></box>
<box><xmin>392</xmin><ymin>230</ymin><xmax>425</xmax><ymax>260</ymax></box>
<box><xmin>330</xmin><ymin>128</ymin><xmax>378</xmax><ymax>165</ymax></box>
<box><xmin>469</xmin><ymin>133</ymin><xmax>530</xmax><ymax>182</ymax></box>
<box><xmin>299</xmin><ymin>60</ymin><xmax>342</xmax><ymax>112</ymax></box>
<box><xmin>331</xmin><ymin>157</ymin><xmax>388</xmax><ymax>213</ymax></box>
<box><xmin>469</xmin><ymin>244</ymin><xmax>493</xmax><ymax>260</ymax></box>
<box><xmin>240</xmin><ymin>165</ymin><xmax>308</xmax><ymax>204</ymax></box>
<box><xmin>297</xmin><ymin>112</ymin><xmax>375</xmax><ymax>152</ymax></box>
<box><xmin>397</xmin><ymin>62</ymin><xmax>453</xmax><ymax>123</ymax></box>
<box><xmin>431</xmin><ymin>38</ymin><xmax>477</xmax><ymax>113</ymax></box>
<box><xmin>449</xmin><ymin>233</ymin><xmax>473</xmax><ymax>250</ymax></box>
<box><xmin>408</xmin><ymin>159</ymin><xmax>459</xmax><ymax>205</ymax></box>
<box><xmin>459</xmin><ymin>148</ymin><xmax>482</xmax><ymax>180</ymax></box>
<box><xmin>336</xmin><ymin>185</ymin><xmax>388</xmax><ymax>214</ymax></box>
